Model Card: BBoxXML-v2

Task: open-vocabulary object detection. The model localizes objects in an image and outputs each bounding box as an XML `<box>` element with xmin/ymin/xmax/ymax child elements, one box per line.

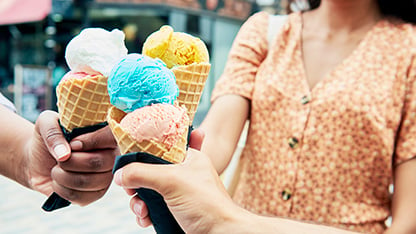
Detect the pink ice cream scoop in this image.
<box><xmin>120</xmin><ymin>103</ymin><xmax>189</xmax><ymax>149</ymax></box>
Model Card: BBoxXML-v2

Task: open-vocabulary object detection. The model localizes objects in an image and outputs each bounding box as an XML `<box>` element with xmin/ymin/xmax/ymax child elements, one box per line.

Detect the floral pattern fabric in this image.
<box><xmin>211</xmin><ymin>11</ymin><xmax>416</xmax><ymax>233</ymax></box>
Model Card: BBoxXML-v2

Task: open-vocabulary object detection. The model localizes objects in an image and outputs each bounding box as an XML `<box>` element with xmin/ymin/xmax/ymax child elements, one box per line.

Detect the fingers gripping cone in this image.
<box><xmin>107</xmin><ymin>106</ymin><xmax>189</xmax><ymax>164</ymax></box>
<box><xmin>43</xmin><ymin>27</ymin><xmax>127</xmax><ymax>212</ymax></box>
<box><xmin>108</xmin><ymin>104</ymin><xmax>189</xmax><ymax>233</ymax></box>
<box><xmin>172</xmin><ymin>62</ymin><xmax>211</xmax><ymax>124</ymax></box>
<box><xmin>57</xmin><ymin>74</ymin><xmax>111</xmax><ymax>132</ymax></box>
<box><xmin>43</xmin><ymin>74</ymin><xmax>112</xmax><ymax>212</ymax></box>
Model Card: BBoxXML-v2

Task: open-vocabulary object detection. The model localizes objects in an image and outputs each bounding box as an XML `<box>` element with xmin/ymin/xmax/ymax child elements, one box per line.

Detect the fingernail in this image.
<box><xmin>114</xmin><ymin>169</ymin><xmax>123</xmax><ymax>186</ymax></box>
<box><xmin>54</xmin><ymin>144</ymin><xmax>69</xmax><ymax>160</ymax></box>
<box><xmin>133</xmin><ymin>203</ymin><xmax>142</xmax><ymax>217</ymax></box>
<box><xmin>70</xmin><ymin>140</ymin><xmax>83</xmax><ymax>150</ymax></box>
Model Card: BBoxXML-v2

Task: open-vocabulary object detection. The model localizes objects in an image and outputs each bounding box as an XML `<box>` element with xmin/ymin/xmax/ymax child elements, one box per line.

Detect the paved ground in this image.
<box><xmin>0</xmin><ymin>177</ymin><xmax>155</xmax><ymax>234</ymax></box>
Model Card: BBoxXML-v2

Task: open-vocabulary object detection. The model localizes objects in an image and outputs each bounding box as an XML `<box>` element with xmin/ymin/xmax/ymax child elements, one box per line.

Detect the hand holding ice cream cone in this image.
<box><xmin>42</xmin><ymin>27</ymin><xmax>128</xmax><ymax>212</ymax></box>
<box><xmin>107</xmin><ymin>52</ymin><xmax>188</xmax><ymax>234</ymax></box>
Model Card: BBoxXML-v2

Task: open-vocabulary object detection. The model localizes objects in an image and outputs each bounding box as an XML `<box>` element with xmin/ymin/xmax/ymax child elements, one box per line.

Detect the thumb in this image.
<box><xmin>114</xmin><ymin>163</ymin><xmax>177</xmax><ymax>193</ymax></box>
<box><xmin>188</xmin><ymin>128</ymin><xmax>205</xmax><ymax>150</ymax></box>
<box><xmin>35</xmin><ymin>111</ymin><xmax>71</xmax><ymax>162</ymax></box>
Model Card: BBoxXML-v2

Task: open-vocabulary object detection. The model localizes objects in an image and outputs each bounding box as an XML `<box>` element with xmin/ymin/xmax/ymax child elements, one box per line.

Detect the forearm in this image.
<box><xmin>210</xmin><ymin>206</ymin><xmax>359</xmax><ymax>234</ymax></box>
<box><xmin>199</xmin><ymin>125</ymin><xmax>242</xmax><ymax>174</ymax></box>
<box><xmin>385</xmin><ymin>158</ymin><xmax>416</xmax><ymax>234</ymax></box>
<box><xmin>199</xmin><ymin>95</ymin><xmax>249</xmax><ymax>173</ymax></box>
<box><xmin>0</xmin><ymin>105</ymin><xmax>33</xmax><ymax>188</ymax></box>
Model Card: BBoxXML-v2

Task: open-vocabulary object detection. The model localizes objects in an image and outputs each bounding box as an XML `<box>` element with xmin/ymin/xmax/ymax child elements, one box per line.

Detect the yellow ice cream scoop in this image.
<box><xmin>143</xmin><ymin>25</ymin><xmax>209</xmax><ymax>68</ymax></box>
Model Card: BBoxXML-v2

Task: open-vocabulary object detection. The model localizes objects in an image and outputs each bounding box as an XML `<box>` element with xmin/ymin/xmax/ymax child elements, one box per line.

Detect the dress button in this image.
<box><xmin>301</xmin><ymin>95</ymin><xmax>310</xmax><ymax>105</ymax></box>
<box><xmin>282</xmin><ymin>189</ymin><xmax>292</xmax><ymax>201</ymax></box>
<box><xmin>288</xmin><ymin>137</ymin><xmax>299</xmax><ymax>149</ymax></box>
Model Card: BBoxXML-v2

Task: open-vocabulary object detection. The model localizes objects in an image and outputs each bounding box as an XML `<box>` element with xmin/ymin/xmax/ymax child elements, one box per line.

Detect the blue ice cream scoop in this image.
<box><xmin>108</xmin><ymin>53</ymin><xmax>179</xmax><ymax>112</ymax></box>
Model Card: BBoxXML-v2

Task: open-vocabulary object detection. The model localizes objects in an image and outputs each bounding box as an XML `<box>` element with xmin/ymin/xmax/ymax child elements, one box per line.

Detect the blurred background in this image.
<box><xmin>0</xmin><ymin>0</ymin><xmax>290</xmax><ymax>126</ymax></box>
<box><xmin>0</xmin><ymin>0</ymin><xmax>289</xmax><ymax>233</ymax></box>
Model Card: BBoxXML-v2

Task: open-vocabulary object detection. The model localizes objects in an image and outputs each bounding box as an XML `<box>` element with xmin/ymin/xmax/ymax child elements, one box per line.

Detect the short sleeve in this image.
<box><xmin>0</xmin><ymin>92</ymin><xmax>16</xmax><ymax>113</ymax></box>
<box><xmin>394</xmin><ymin>37</ymin><xmax>416</xmax><ymax>165</ymax></box>
<box><xmin>211</xmin><ymin>11</ymin><xmax>269</xmax><ymax>102</ymax></box>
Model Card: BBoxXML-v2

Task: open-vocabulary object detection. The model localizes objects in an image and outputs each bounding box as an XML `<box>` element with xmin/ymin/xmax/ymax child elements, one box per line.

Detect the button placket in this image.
<box><xmin>281</xmin><ymin>95</ymin><xmax>309</xmax><ymax>208</ymax></box>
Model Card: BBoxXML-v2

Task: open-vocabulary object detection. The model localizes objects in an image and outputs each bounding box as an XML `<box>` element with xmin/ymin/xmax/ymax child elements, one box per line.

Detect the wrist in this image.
<box><xmin>208</xmin><ymin>201</ymin><xmax>260</xmax><ymax>234</ymax></box>
<box><xmin>0</xmin><ymin>107</ymin><xmax>33</xmax><ymax>189</ymax></box>
<box><xmin>14</xmin><ymin>137</ymin><xmax>32</xmax><ymax>189</ymax></box>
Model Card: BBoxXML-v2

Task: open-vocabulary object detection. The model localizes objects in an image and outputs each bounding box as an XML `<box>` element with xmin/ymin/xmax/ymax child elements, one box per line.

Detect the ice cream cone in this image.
<box><xmin>107</xmin><ymin>106</ymin><xmax>188</xmax><ymax>163</ymax></box>
<box><xmin>162</xmin><ymin>125</ymin><xmax>188</xmax><ymax>163</ymax></box>
<box><xmin>172</xmin><ymin>62</ymin><xmax>211</xmax><ymax>124</ymax></box>
<box><xmin>57</xmin><ymin>74</ymin><xmax>111</xmax><ymax>132</ymax></box>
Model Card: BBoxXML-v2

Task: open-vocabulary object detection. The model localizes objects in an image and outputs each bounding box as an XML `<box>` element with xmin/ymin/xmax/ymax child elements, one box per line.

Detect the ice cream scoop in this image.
<box><xmin>120</xmin><ymin>103</ymin><xmax>189</xmax><ymax>150</ymax></box>
<box><xmin>107</xmin><ymin>25</ymin><xmax>210</xmax><ymax>234</ymax></box>
<box><xmin>143</xmin><ymin>25</ymin><xmax>209</xmax><ymax>68</ymax></box>
<box><xmin>107</xmin><ymin>53</ymin><xmax>179</xmax><ymax>113</ymax></box>
<box><xmin>65</xmin><ymin>28</ymin><xmax>128</xmax><ymax>77</ymax></box>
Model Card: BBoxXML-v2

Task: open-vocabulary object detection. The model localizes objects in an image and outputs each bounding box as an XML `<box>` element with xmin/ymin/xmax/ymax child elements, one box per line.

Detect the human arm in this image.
<box><xmin>384</xmin><ymin>52</ymin><xmax>416</xmax><ymax>234</ymax></box>
<box><xmin>0</xmin><ymin>104</ymin><xmax>36</xmax><ymax>187</ymax></box>
<box><xmin>385</xmin><ymin>159</ymin><xmax>416</xmax><ymax>234</ymax></box>
<box><xmin>0</xmin><ymin>105</ymin><xmax>118</xmax><ymax>205</ymax></box>
<box><xmin>199</xmin><ymin>95</ymin><xmax>249</xmax><ymax>173</ymax></box>
<box><xmin>114</xmin><ymin>130</ymin><xmax>357</xmax><ymax>234</ymax></box>
<box><xmin>198</xmin><ymin>12</ymin><xmax>269</xmax><ymax>173</ymax></box>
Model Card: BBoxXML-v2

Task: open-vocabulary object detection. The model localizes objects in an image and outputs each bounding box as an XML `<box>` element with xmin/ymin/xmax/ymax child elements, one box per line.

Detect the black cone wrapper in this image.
<box><xmin>111</xmin><ymin>125</ymin><xmax>193</xmax><ymax>234</ymax></box>
<box><xmin>42</xmin><ymin>122</ymin><xmax>108</xmax><ymax>212</ymax></box>
<box><xmin>113</xmin><ymin>152</ymin><xmax>185</xmax><ymax>234</ymax></box>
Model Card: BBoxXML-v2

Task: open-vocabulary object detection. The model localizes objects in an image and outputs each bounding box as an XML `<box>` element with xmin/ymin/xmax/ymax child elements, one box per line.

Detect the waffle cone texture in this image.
<box><xmin>172</xmin><ymin>62</ymin><xmax>211</xmax><ymax>124</ymax></box>
<box><xmin>107</xmin><ymin>106</ymin><xmax>188</xmax><ymax>164</ymax></box>
<box><xmin>56</xmin><ymin>74</ymin><xmax>111</xmax><ymax>132</ymax></box>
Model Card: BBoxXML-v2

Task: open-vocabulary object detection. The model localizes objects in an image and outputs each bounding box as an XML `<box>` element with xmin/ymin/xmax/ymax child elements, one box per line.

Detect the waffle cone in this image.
<box><xmin>107</xmin><ymin>106</ymin><xmax>188</xmax><ymax>163</ymax></box>
<box><xmin>172</xmin><ymin>62</ymin><xmax>210</xmax><ymax>124</ymax></box>
<box><xmin>56</xmin><ymin>74</ymin><xmax>111</xmax><ymax>132</ymax></box>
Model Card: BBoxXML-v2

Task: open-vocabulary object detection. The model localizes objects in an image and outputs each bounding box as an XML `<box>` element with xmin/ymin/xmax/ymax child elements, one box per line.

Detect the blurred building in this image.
<box><xmin>0</xmin><ymin>0</ymin><xmax>283</xmax><ymax>124</ymax></box>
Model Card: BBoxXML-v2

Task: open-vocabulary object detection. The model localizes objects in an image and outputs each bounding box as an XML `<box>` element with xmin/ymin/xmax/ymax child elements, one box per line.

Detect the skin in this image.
<box><xmin>0</xmin><ymin>105</ymin><xmax>119</xmax><ymax>206</ymax></box>
<box><xmin>300</xmin><ymin>0</ymin><xmax>382</xmax><ymax>90</ymax></box>
<box><xmin>115</xmin><ymin>130</ymin><xmax>357</xmax><ymax>233</ymax></box>
<box><xmin>116</xmin><ymin>129</ymin><xmax>416</xmax><ymax>233</ymax></box>
<box><xmin>117</xmin><ymin>0</ymin><xmax>416</xmax><ymax>233</ymax></box>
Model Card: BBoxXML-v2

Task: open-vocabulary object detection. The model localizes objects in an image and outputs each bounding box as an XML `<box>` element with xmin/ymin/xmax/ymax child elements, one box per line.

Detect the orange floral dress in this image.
<box><xmin>211</xmin><ymin>11</ymin><xmax>416</xmax><ymax>233</ymax></box>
